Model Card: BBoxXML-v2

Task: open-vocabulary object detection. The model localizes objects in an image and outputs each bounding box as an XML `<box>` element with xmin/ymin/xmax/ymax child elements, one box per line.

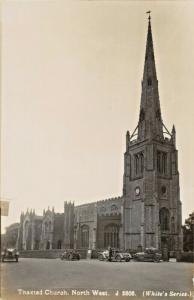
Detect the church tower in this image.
<box><xmin>122</xmin><ymin>15</ymin><xmax>182</xmax><ymax>252</ymax></box>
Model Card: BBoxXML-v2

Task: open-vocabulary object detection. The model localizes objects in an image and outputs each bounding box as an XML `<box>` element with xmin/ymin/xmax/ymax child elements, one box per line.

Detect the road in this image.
<box><xmin>1</xmin><ymin>258</ymin><xmax>193</xmax><ymax>300</ymax></box>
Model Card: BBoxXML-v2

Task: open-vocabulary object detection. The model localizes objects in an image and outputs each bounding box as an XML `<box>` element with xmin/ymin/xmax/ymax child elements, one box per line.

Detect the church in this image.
<box><xmin>16</xmin><ymin>17</ymin><xmax>183</xmax><ymax>253</ymax></box>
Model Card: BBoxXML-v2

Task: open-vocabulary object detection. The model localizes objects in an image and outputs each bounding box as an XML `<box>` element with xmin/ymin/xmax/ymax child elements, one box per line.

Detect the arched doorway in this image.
<box><xmin>104</xmin><ymin>224</ymin><xmax>119</xmax><ymax>248</ymax></box>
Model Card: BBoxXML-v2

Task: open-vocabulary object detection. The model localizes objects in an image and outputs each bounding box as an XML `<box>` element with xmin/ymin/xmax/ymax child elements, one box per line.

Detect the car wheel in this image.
<box><xmin>125</xmin><ymin>258</ymin><xmax>130</xmax><ymax>262</ymax></box>
<box><xmin>115</xmin><ymin>255</ymin><xmax>122</xmax><ymax>262</ymax></box>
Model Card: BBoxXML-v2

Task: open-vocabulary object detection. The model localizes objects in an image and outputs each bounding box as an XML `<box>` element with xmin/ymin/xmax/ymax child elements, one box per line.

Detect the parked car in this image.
<box><xmin>133</xmin><ymin>247</ymin><xmax>162</xmax><ymax>262</ymax></box>
<box><xmin>1</xmin><ymin>248</ymin><xmax>19</xmax><ymax>262</ymax></box>
<box><xmin>60</xmin><ymin>250</ymin><xmax>80</xmax><ymax>260</ymax></box>
<box><xmin>98</xmin><ymin>249</ymin><xmax>132</xmax><ymax>262</ymax></box>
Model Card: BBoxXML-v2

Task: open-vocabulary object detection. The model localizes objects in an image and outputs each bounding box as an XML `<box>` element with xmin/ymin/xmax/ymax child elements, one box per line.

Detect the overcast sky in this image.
<box><xmin>1</xmin><ymin>0</ymin><xmax>194</xmax><ymax>233</ymax></box>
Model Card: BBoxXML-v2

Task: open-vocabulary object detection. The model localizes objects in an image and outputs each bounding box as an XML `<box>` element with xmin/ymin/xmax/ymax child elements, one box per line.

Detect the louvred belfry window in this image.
<box><xmin>157</xmin><ymin>151</ymin><xmax>167</xmax><ymax>175</ymax></box>
<box><xmin>134</xmin><ymin>152</ymin><xmax>144</xmax><ymax>177</ymax></box>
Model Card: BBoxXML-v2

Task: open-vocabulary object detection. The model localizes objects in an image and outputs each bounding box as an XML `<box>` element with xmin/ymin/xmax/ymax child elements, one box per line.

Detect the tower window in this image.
<box><xmin>147</xmin><ymin>78</ymin><xmax>152</xmax><ymax>86</ymax></box>
<box><xmin>157</xmin><ymin>151</ymin><xmax>167</xmax><ymax>175</ymax></box>
<box><xmin>135</xmin><ymin>154</ymin><xmax>139</xmax><ymax>175</ymax></box>
<box><xmin>159</xmin><ymin>208</ymin><xmax>170</xmax><ymax>231</ymax></box>
<box><xmin>134</xmin><ymin>152</ymin><xmax>144</xmax><ymax>177</ymax></box>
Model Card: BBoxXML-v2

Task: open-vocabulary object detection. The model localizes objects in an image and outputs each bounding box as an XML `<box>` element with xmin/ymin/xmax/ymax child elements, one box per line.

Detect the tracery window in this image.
<box><xmin>81</xmin><ymin>225</ymin><xmax>89</xmax><ymax>248</ymax></box>
<box><xmin>159</xmin><ymin>208</ymin><xmax>170</xmax><ymax>231</ymax></box>
<box><xmin>135</xmin><ymin>154</ymin><xmax>139</xmax><ymax>175</ymax></box>
<box><xmin>140</xmin><ymin>152</ymin><xmax>144</xmax><ymax>174</ymax></box>
<box><xmin>134</xmin><ymin>152</ymin><xmax>144</xmax><ymax>177</ymax></box>
<box><xmin>104</xmin><ymin>224</ymin><xmax>119</xmax><ymax>248</ymax></box>
<box><xmin>171</xmin><ymin>217</ymin><xmax>175</xmax><ymax>233</ymax></box>
<box><xmin>157</xmin><ymin>151</ymin><xmax>167</xmax><ymax>175</ymax></box>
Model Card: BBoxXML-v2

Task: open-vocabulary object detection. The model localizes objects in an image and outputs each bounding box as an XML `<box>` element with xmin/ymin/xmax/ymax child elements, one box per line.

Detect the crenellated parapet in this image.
<box><xmin>96</xmin><ymin>196</ymin><xmax>123</xmax><ymax>217</ymax></box>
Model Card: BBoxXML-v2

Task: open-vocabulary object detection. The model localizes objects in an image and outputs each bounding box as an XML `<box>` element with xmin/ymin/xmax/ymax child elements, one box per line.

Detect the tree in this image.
<box><xmin>182</xmin><ymin>211</ymin><xmax>194</xmax><ymax>251</ymax></box>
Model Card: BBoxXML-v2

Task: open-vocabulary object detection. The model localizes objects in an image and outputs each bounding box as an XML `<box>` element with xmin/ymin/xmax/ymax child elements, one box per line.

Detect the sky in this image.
<box><xmin>1</xmin><ymin>0</ymin><xmax>194</xmax><ymax>233</ymax></box>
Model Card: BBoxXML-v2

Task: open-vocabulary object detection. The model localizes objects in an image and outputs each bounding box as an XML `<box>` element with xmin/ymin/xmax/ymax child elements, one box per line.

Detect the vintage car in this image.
<box><xmin>1</xmin><ymin>248</ymin><xmax>19</xmax><ymax>262</ymax></box>
<box><xmin>133</xmin><ymin>247</ymin><xmax>162</xmax><ymax>262</ymax></box>
<box><xmin>98</xmin><ymin>249</ymin><xmax>132</xmax><ymax>262</ymax></box>
<box><xmin>60</xmin><ymin>250</ymin><xmax>80</xmax><ymax>260</ymax></box>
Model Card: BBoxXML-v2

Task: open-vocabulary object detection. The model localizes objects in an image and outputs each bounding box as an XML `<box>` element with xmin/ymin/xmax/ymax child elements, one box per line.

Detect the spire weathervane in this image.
<box><xmin>146</xmin><ymin>10</ymin><xmax>151</xmax><ymax>21</ymax></box>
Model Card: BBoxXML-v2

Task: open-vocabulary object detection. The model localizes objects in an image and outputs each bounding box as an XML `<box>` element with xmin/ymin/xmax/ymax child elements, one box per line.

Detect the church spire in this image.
<box><xmin>138</xmin><ymin>14</ymin><xmax>163</xmax><ymax>141</ymax></box>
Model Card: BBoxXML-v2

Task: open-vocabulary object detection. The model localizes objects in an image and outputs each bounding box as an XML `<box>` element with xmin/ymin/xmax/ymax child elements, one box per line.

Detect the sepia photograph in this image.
<box><xmin>1</xmin><ymin>1</ymin><xmax>194</xmax><ymax>300</ymax></box>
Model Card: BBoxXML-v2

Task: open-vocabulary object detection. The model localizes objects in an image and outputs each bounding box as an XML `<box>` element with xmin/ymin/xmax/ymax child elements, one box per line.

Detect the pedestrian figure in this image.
<box><xmin>108</xmin><ymin>246</ymin><xmax>112</xmax><ymax>262</ymax></box>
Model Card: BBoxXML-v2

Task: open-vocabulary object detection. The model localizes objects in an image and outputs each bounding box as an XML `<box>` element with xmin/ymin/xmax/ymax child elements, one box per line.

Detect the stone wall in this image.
<box><xmin>19</xmin><ymin>249</ymin><xmax>87</xmax><ymax>259</ymax></box>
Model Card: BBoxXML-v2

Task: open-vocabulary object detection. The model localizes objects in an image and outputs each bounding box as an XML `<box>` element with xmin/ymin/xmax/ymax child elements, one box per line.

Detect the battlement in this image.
<box><xmin>97</xmin><ymin>196</ymin><xmax>122</xmax><ymax>205</ymax></box>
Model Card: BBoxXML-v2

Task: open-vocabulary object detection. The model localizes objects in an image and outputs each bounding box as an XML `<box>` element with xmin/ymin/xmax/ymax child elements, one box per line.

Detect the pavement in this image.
<box><xmin>1</xmin><ymin>258</ymin><xmax>193</xmax><ymax>300</ymax></box>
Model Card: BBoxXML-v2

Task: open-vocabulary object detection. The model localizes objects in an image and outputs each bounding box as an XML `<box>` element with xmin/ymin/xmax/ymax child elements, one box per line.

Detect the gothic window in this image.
<box><xmin>162</xmin><ymin>153</ymin><xmax>167</xmax><ymax>174</ymax></box>
<box><xmin>171</xmin><ymin>217</ymin><xmax>175</xmax><ymax>233</ymax></box>
<box><xmin>157</xmin><ymin>151</ymin><xmax>167</xmax><ymax>175</ymax></box>
<box><xmin>147</xmin><ymin>77</ymin><xmax>152</xmax><ymax>86</ymax></box>
<box><xmin>48</xmin><ymin>221</ymin><xmax>52</xmax><ymax>232</ymax></box>
<box><xmin>135</xmin><ymin>154</ymin><xmax>139</xmax><ymax>175</ymax></box>
<box><xmin>134</xmin><ymin>152</ymin><xmax>144</xmax><ymax>177</ymax></box>
<box><xmin>140</xmin><ymin>152</ymin><xmax>144</xmax><ymax>173</ymax></box>
<box><xmin>81</xmin><ymin>225</ymin><xmax>89</xmax><ymax>248</ymax></box>
<box><xmin>159</xmin><ymin>208</ymin><xmax>170</xmax><ymax>231</ymax></box>
<box><xmin>170</xmin><ymin>238</ymin><xmax>175</xmax><ymax>251</ymax></box>
<box><xmin>104</xmin><ymin>224</ymin><xmax>119</xmax><ymax>248</ymax></box>
<box><xmin>24</xmin><ymin>221</ymin><xmax>30</xmax><ymax>241</ymax></box>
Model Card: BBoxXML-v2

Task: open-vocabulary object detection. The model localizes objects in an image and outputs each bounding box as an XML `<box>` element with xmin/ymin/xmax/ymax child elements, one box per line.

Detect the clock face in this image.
<box><xmin>135</xmin><ymin>187</ymin><xmax>140</xmax><ymax>196</ymax></box>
